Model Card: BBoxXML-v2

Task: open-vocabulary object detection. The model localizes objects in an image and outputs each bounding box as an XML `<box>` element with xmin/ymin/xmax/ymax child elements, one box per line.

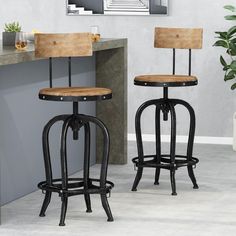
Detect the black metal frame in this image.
<box><xmin>39</xmin><ymin>93</ymin><xmax>112</xmax><ymax>102</ymax></box>
<box><xmin>132</xmin><ymin>47</ymin><xmax>199</xmax><ymax>195</ymax></box>
<box><xmin>38</xmin><ymin>108</ymin><xmax>114</xmax><ymax>226</ymax></box>
<box><xmin>48</xmin><ymin>57</ymin><xmax>73</xmax><ymax>88</ymax></box>
<box><xmin>134</xmin><ymin>80</ymin><xmax>197</xmax><ymax>87</ymax></box>
<box><xmin>131</xmin><ymin>93</ymin><xmax>199</xmax><ymax>195</ymax></box>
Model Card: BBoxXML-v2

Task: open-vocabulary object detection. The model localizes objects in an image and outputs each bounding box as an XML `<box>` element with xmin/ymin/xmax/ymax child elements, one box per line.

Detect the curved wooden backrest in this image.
<box><xmin>154</xmin><ymin>27</ymin><xmax>203</xmax><ymax>49</ymax></box>
<box><xmin>35</xmin><ymin>33</ymin><xmax>93</xmax><ymax>58</ymax></box>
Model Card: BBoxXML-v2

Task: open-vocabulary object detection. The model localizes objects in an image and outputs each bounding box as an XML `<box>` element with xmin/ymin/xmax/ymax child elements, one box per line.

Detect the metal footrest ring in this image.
<box><xmin>132</xmin><ymin>154</ymin><xmax>199</xmax><ymax>170</ymax></box>
<box><xmin>38</xmin><ymin>178</ymin><xmax>114</xmax><ymax>197</ymax></box>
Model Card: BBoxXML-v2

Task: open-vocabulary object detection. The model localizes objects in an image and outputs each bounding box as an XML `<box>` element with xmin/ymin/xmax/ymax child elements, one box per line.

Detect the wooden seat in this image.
<box><xmin>134</xmin><ymin>75</ymin><xmax>198</xmax><ymax>87</ymax></box>
<box><xmin>39</xmin><ymin>87</ymin><xmax>112</xmax><ymax>101</ymax></box>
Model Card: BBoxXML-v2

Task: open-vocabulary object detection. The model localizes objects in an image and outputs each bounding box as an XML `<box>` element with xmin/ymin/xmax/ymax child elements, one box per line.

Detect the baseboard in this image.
<box><xmin>128</xmin><ymin>133</ymin><xmax>233</xmax><ymax>145</ymax></box>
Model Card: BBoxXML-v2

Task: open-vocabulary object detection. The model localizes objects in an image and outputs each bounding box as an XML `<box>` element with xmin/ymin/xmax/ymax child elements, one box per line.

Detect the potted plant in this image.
<box><xmin>214</xmin><ymin>5</ymin><xmax>236</xmax><ymax>150</ymax></box>
<box><xmin>2</xmin><ymin>21</ymin><xmax>22</xmax><ymax>46</ymax></box>
<box><xmin>214</xmin><ymin>5</ymin><xmax>236</xmax><ymax>89</ymax></box>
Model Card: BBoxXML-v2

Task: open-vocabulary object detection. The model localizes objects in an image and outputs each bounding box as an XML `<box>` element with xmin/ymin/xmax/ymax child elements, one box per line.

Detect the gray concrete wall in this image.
<box><xmin>0</xmin><ymin>57</ymin><xmax>96</xmax><ymax>205</ymax></box>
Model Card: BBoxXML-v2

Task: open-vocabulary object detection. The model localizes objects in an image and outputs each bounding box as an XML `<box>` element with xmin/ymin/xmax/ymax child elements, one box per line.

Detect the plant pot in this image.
<box><xmin>2</xmin><ymin>32</ymin><xmax>16</xmax><ymax>46</ymax></box>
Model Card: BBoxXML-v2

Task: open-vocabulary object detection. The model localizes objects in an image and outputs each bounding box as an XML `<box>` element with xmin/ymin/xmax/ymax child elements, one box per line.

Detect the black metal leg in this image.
<box><xmin>132</xmin><ymin>99</ymin><xmax>163</xmax><ymax>191</ymax></box>
<box><xmin>169</xmin><ymin>102</ymin><xmax>177</xmax><ymax>196</ymax></box>
<box><xmin>59</xmin><ymin>195</ymin><xmax>68</xmax><ymax>226</ymax></box>
<box><xmin>132</xmin><ymin>102</ymin><xmax>147</xmax><ymax>191</ymax></box>
<box><xmin>83</xmin><ymin>122</ymin><xmax>92</xmax><ymax>213</ymax></box>
<box><xmin>59</xmin><ymin>116</ymin><xmax>72</xmax><ymax>226</ymax></box>
<box><xmin>188</xmin><ymin>166</ymin><xmax>199</xmax><ymax>189</ymax></box>
<box><xmin>39</xmin><ymin>192</ymin><xmax>52</xmax><ymax>217</ymax></box>
<box><xmin>170</xmin><ymin>169</ymin><xmax>177</xmax><ymax>196</ymax></box>
<box><xmin>40</xmin><ymin>115</ymin><xmax>69</xmax><ymax>217</ymax></box>
<box><xmin>132</xmin><ymin>168</ymin><xmax>143</xmax><ymax>191</ymax></box>
<box><xmin>174</xmin><ymin>99</ymin><xmax>199</xmax><ymax>189</ymax></box>
<box><xmin>101</xmin><ymin>194</ymin><xmax>113</xmax><ymax>222</ymax></box>
<box><xmin>78</xmin><ymin>114</ymin><xmax>114</xmax><ymax>222</ymax></box>
<box><xmin>84</xmin><ymin>194</ymin><xmax>92</xmax><ymax>213</ymax></box>
<box><xmin>154</xmin><ymin>105</ymin><xmax>161</xmax><ymax>185</ymax></box>
<box><xmin>132</xmin><ymin>105</ymin><xmax>144</xmax><ymax>191</ymax></box>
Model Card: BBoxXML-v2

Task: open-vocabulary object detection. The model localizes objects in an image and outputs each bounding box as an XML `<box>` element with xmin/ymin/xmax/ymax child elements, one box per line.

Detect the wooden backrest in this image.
<box><xmin>34</xmin><ymin>33</ymin><xmax>93</xmax><ymax>58</ymax></box>
<box><xmin>154</xmin><ymin>27</ymin><xmax>203</xmax><ymax>49</ymax></box>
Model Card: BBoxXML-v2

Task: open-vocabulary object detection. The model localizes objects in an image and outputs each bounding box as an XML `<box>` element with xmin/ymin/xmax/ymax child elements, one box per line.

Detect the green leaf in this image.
<box><xmin>230</xmin><ymin>60</ymin><xmax>236</xmax><ymax>70</ymax></box>
<box><xmin>228</xmin><ymin>70</ymin><xmax>236</xmax><ymax>76</ymax></box>
<box><xmin>215</xmin><ymin>31</ymin><xmax>228</xmax><ymax>39</ymax></box>
<box><xmin>225</xmin><ymin>15</ymin><xmax>236</xmax><ymax>20</ymax></box>
<box><xmin>223</xmin><ymin>65</ymin><xmax>230</xmax><ymax>71</ymax></box>
<box><xmin>224</xmin><ymin>5</ymin><xmax>236</xmax><ymax>12</ymax></box>
<box><xmin>213</xmin><ymin>40</ymin><xmax>228</xmax><ymax>48</ymax></box>
<box><xmin>231</xmin><ymin>38</ymin><xmax>236</xmax><ymax>44</ymax></box>
<box><xmin>220</xmin><ymin>55</ymin><xmax>227</xmax><ymax>67</ymax></box>
<box><xmin>229</xmin><ymin>42</ymin><xmax>236</xmax><ymax>55</ymax></box>
<box><xmin>225</xmin><ymin>70</ymin><xmax>236</xmax><ymax>80</ymax></box>
<box><xmin>4</xmin><ymin>21</ymin><xmax>21</xmax><ymax>32</ymax></box>
<box><xmin>228</xmin><ymin>26</ymin><xmax>236</xmax><ymax>36</ymax></box>
<box><xmin>231</xmin><ymin>83</ymin><xmax>236</xmax><ymax>90</ymax></box>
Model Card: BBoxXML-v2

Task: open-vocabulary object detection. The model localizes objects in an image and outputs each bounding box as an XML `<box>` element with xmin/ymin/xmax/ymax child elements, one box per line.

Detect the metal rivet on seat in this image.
<box><xmin>164</xmin><ymin>83</ymin><xmax>167</xmax><ymax>86</ymax></box>
<box><xmin>103</xmin><ymin>96</ymin><xmax>106</xmax><ymax>99</ymax></box>
<box><xmin>60</xmin><ymin>97</ymin><xmax>63</xmax><ymax>101</ymax></box>
<box><xmin>144</xmin><ymin>83</ymin><xmax>147</xmax><ymax>86</ymax></box>
<box><xmin>183</xmin><ymin>83</ymin><xmax>186</xmax><ymax>86</ymax></box>
<box><xmin>42</xmin><ymin>96</ymin><xmax>45</xmax><ymax>99</ymax></box>
<box><xmin>84</xmin><ymin>97</ymin><xmax>87</xmax><ymax>101</ymax></box>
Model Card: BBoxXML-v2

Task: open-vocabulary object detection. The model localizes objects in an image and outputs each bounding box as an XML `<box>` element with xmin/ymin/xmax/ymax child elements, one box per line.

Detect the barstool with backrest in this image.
<box><xmin>35</xmin><ymin>33</ymin><xmax>114</xmax><ymax>226</ymax></box>
<box><xmin>132</xmin><ymin>27</ymin><xmax>203</xmax><ymax>195</ymax></box>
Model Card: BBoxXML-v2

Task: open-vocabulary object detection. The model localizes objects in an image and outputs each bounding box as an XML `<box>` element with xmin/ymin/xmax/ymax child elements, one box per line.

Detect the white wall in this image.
<box><xmin>1</xmin><ymin>0</ymin><xmax>236</xmax><ymax>138</ymax></box>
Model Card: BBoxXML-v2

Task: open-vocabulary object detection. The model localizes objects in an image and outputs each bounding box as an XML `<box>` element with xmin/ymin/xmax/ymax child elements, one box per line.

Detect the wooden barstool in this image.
<box><xmin>35</xmin><ymin>33</ymin><xmax>114</xmax><ymax>226</ymax></box>
<box><xmin>132</xmin><ymin>28</ymin><xmax>203</xmax><ymax>195</ymax></box>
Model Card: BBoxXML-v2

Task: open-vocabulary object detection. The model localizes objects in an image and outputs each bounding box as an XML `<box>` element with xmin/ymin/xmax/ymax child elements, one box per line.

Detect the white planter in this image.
<box><xmin>234</xmin><ymin>112</ymin><xmax>236</xmax><ymax>151</ymax></box>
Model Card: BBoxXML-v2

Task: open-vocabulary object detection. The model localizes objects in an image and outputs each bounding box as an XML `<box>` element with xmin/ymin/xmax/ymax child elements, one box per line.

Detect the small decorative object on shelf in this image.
<box><xmin>15</xmin><ymin>32</ymin><xmax>27</xmax><ymax>50</ymax></box>
<box><xmin>91</xmin><ymin>25</ymin><xmax>100</xmax><ymax>42</ymax></box>
<box><xmin>2</xmin><ymin>21</ymin><xmax>22</xmax><ymax>46</ymax></box>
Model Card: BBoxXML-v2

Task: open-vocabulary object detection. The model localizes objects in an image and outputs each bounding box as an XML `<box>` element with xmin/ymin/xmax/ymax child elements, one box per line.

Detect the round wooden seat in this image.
<box><xmin>134</xmin><ymin>75</ymin><xmax>198</xmax><ymax>87</ymax></box>
<box><xmin>39</xmin><ymin>87</ymin><xmax>112</xmax><ymax>102</ymax></box>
